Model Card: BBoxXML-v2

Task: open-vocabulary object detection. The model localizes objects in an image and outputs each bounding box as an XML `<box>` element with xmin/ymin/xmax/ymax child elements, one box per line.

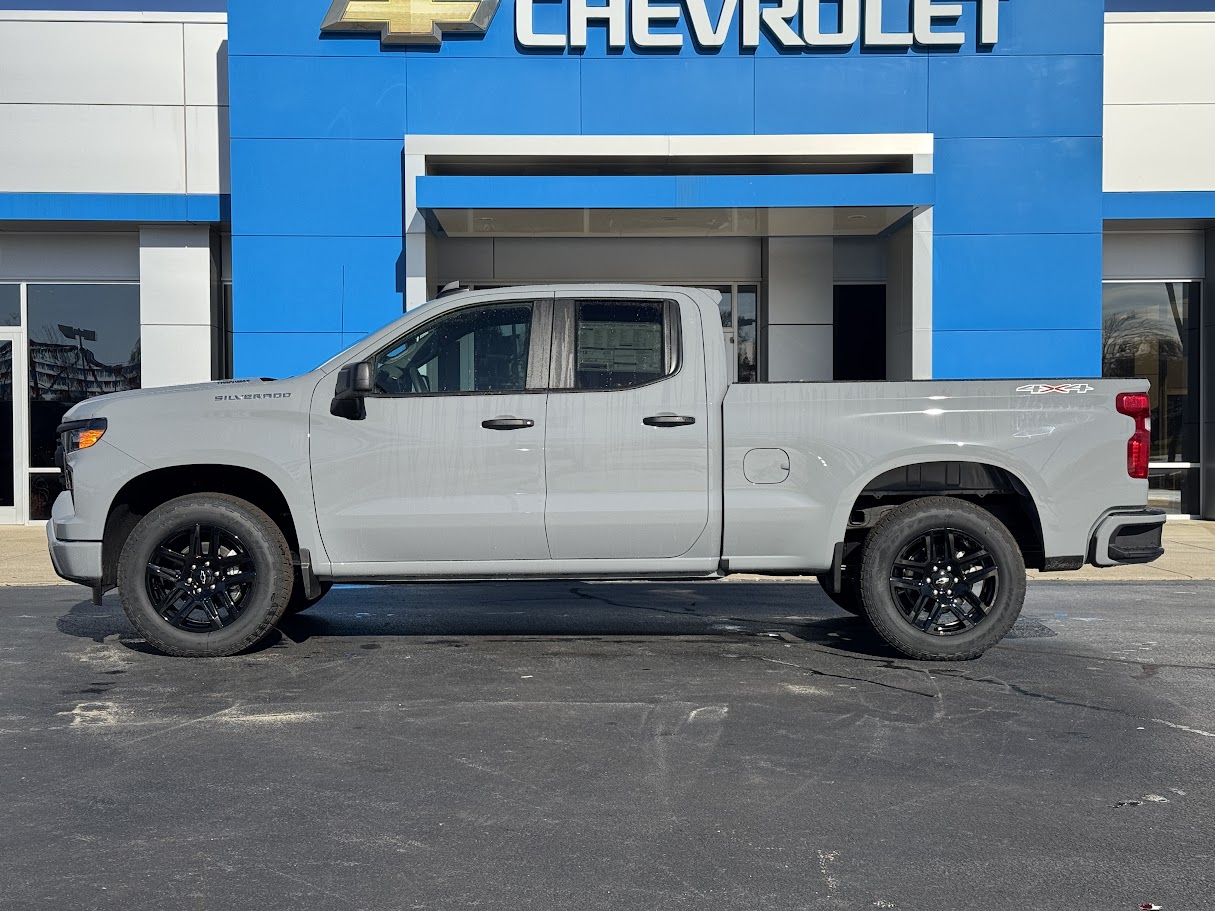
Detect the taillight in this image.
<box><xmin>1116</xmin><ymin>392</ymin><xmax>1151</xmax><ymax>480</ymax></box>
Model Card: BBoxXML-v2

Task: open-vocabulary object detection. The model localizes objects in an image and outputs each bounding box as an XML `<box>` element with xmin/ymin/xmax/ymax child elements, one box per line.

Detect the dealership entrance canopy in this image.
<box><xmin>0</xmin><ymin>0</ymin><xmax>1211</xmax><ymax>521</ymax></box>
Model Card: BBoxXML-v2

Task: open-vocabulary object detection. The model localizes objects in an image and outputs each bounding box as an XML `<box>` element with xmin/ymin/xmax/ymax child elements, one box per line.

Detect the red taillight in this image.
<box><xmin>1117</xmin><ymin>392</ymin><xmax>1152</xmax><ymax>480</ymax></box>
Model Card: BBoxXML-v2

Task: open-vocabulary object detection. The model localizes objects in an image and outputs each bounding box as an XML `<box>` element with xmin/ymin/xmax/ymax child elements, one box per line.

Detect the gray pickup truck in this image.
<box><xmin>47</xmin><ymin>285</ymin><xmax>1164</xmax><ymax>661</ymax></box>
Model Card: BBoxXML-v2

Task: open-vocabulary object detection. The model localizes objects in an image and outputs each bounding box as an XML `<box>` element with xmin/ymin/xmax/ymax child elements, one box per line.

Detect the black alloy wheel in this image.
<box><xmin>145</xmin><ymin>524</ymin><xmax>257</xmax><ymax>632</ymax></box>
<box><xmin>858</xmin><ymin>497</ymin><xmax>1026</xmax><ymax>661</ymax></box>
<box><xmin>118</xmin><ymin>493</ymin><xmax>294</xmax><ymax>657</ymax></box>
<box><xmin>888</xmin><ymin>528</ymin><xmax>999</xmax><ymax>636</ymax></box>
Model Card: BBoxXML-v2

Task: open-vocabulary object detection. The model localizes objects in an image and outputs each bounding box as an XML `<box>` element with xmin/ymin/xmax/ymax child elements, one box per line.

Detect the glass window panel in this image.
<box><xmin>27</xmin><ymin>284</ymin><xmax>141</xmax><ymax>468</ymax></box>
<box><xmin>374</xmin><ymin>303</ymin><xmax>532</xmax><ymax>395</ymax></box>
<box><xmin>1148</xmin><ymin>468</ymin><xmax>1199</xmax><ymax>516</ymax></box>
<box><xmin>708</xmin><ymin>285</ymin><xmax>733</xmax><ymax>329</ymax></box>
<box><xmin>575</xmin><ymin>300</ymin><xmax>666</xmax><ymax>390</ymax></box>
<box><xmin>1</xmin><ymin>340</ymin><xmax>14</xmax><ymax>508</ymax></box>
<box><xmin>0</xmin><ymin>285</ymin><xmax>19</xmax><ymax>326</ymax></box>
<box><xmin>736</xmin><ymin>285</ymin><xmax>758</xmax><ymax>384</ymax></box>
<box><xmin>29</xmin><ymin>473</ymin><xmax>64</xmax><ymax>522</ymax></box>
<box><xmin>1102</xmin><ymin>282</ymin><xmax>1202</xmax><ymax>464</ymax></box>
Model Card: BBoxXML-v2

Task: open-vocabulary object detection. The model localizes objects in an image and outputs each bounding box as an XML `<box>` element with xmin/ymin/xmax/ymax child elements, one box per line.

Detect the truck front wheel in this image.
<box><xmin>858</xmin><ymin>497</ymin><xmax>1026</xmax><ymax>661</ymax></box>
<box><xmin>116</xmin><ymin>494</ymin><xmax>294</xmax><ymax>658</ymax></box>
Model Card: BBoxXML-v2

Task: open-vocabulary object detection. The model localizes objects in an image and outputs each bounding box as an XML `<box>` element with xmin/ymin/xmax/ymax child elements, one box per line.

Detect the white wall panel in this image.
<box><xmin>184</xmin><ymin>23</ymin><xmax>228</xmax><ymax>107</ymax></box>
<box><xmin>140</xmin><ymin>324</ymin><xmax>214</xmax><ymax>387</ymax></box>
<box><xmin>186</xmin><ymin>105</ymin><xmax>230</xmax><ymax>195</ymax></box>
<box><xmin>139</xmin><ymin>226</ymin><xmax>215</xmax><ymax>387</ymax></box>
<box><xmin>1103</xmin><ymin>232</ymin><xmax>1206</xmax><ymax>280</ymax></box>
<box><xmin>488</xmin><ymin>237</ymin><xmax>761</xmax><ymax>283</ymax></box>
<box><xmin>1105</xmin><ymin>18</ymin><xmax>1215</xmax><ymax>193</ymax></box>
<box><xmin>1106</xmin><ymin>22</ymin><xmax>1215</xmax><ymax>106</ymax></box>
<box><xmin>0</xmin><ymin>20</ymin><xmax>184</xmax><ymax>106</ymax></box>
<box><xmin>766</xmin><ymin>238</ymin><xmax>832</xmax><ymax>324</ymax></box>
<box><xmin>834</xmin><ymin>237</ymin><xmax>887</xmax><ymax>284</ymax></box>
<box><xmin>434</xmin><ymin>238</ymin><xmax>494</xmax><ymax>282</ymax></box>
<box><xmin>0</xmin><ymin>104</ymin><xmax>187</xmax><ymax>194</ymax></box>
<box><xmin>1105</xmin><ymin>104</ymin><xmax>1215</xmax><ymax>192</ymax></box>
<box><xmin>766</xmin><ymin>324</ymin><xmax>833</xmax><ymax>382</ymax></box>
<box><xmin>0</xmin><ymin>233</ymin><xmax>139</xmax><ymax>281</ymax></box>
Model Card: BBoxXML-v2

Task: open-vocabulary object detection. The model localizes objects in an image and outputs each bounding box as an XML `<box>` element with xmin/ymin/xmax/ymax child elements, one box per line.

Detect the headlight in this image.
<box><xmin>60</xmin><ymin>418</ymin><xmax>108</xmax><ymax>454</ymax></box>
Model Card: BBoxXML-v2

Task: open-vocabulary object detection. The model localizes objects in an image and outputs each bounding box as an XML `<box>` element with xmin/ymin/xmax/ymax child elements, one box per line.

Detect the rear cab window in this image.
<box><xmin>555</xmin><ymin>298</ymin><xmax>681</xmax><ymax>391</ymax></box>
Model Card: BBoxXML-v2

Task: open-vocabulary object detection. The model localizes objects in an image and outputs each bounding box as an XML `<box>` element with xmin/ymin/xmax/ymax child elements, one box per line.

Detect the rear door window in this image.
<box><xmin>562</xmin><ymin>299</ymin><xmax>678</xmax><ymax>391</ymax></box>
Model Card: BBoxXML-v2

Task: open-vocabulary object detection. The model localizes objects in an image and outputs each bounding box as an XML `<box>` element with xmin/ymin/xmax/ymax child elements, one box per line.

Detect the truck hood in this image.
<box><xmin>63</xmin><ymin>376</ymin><xmax>315</xmax><ymax>423</ymax></box>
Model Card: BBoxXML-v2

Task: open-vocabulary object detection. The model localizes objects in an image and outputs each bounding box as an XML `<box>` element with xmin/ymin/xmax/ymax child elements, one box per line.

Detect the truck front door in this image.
<box><xmin>543</xmin><ymin>294</ymin><xmax>711</xmax><ymax>560</ymax></box>
<box><xmin>310</xmin><ymin>297</ymin><xmax>552</xmax><ymax>565</ymax></box>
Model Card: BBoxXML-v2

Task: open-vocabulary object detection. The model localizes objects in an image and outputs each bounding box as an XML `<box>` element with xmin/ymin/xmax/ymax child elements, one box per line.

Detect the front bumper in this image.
<box><xmin>46</xmin><ymin>498</ymin><xmax>103</xmax><ymax>587</ymax></box>
<box><xmin>1089</xmin><ymin>508</ymin><xmax>1167</xmax><ymax>567</ymax></box>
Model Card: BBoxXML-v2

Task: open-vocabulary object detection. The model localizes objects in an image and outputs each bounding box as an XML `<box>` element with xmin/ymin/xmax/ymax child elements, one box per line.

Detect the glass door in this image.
<box><xmin>0</xmin><ymin>332</ymin><xmax>20</xmax><ymax>524</ymax></box>
<box><xmin>1102</xmin><ymin>281</ymin><xmax>1203</xmax><ymax>515</ymax></box>
<box><xmin>705</xmin><ymin>285</ymin><xmax>760</xmax><ymax>384</ymax></box>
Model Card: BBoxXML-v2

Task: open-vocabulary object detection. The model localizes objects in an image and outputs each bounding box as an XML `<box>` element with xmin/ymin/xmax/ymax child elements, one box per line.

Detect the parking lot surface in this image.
<box><xmin>1</xmin><ymin>580</ymin><xmax>1212</xmax><ymax>911</ymax></box>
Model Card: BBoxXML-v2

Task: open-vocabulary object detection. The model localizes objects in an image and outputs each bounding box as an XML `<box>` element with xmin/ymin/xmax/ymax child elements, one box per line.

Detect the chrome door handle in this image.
<box><xmin>643</xmin><ymin>414</ymin><xmax>696</xmax><ymax>428</ymax></box>
<box><xmin>482</xmin><ymin>417</ymin><xmax>535</xmax><ymax>431</ymax></box>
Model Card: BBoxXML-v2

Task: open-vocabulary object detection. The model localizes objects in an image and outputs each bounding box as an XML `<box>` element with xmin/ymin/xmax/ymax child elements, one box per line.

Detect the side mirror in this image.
<box><xmin>330</xmin><ymin>361</ymin><xmax>374</xmax><ymax>420</ymax></box>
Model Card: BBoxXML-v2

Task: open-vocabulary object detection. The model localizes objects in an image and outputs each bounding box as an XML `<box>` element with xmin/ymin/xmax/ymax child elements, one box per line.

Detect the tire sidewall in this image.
<box><xmin>859</xmin><ymin>499</ymin><xmax>1026</xmax><ymax>660</ymax></box>
<box><xmin>117</xmin><ymin>495</ymin><xmax>293</xmax><ymax>657</ymax></box>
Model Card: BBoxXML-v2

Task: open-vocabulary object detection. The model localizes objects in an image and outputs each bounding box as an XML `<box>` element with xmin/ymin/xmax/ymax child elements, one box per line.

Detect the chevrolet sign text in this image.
<box><xmin>518</xmin><ymin>0</ymin><xmax>1007</xmax><ymax>50</ymax></box>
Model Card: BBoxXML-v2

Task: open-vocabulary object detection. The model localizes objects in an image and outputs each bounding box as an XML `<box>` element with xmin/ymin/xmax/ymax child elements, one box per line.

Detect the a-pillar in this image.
<box><xmin>138</xmin><ymin>225</ymin><xmax>219</xmax><ymax>387</ymax></box>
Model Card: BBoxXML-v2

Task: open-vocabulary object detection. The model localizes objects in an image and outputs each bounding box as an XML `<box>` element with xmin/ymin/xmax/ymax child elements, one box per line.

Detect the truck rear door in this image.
<box><xmin>543</xmin><ymin>293</ymin><xmax>711</xmax><ymax>560</ymax></box>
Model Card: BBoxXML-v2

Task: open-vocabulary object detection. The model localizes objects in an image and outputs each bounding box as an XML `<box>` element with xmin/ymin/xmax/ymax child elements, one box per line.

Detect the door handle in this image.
<box><xmin>643</xmin><ymin>414</ymin><xmax>696</xmax><ymax>428</ymax></box>
<box><xmin>482</xmin><ymin>416</ymin><xmax>535</xmax><ymax>431</ymax></box>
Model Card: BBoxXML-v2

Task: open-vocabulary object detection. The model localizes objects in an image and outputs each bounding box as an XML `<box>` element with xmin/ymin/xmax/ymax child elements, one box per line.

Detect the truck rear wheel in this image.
<box><xmin>858</xmin><ymin>497</ymin><xmax>1025</xmax><ymax>661</ymax></box>
<box><xmin>116</xmin><ymin>493</ymin><xmax>294</xmax><ymax>658</ymax></box>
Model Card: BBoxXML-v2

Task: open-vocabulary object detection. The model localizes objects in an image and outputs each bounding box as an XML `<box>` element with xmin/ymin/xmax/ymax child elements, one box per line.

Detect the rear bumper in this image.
<box><xmin>46</xmin><ymin>497</ymin><xmax>102</xmax><ymax>587</ymax></box>
<box><xmin>1089</xmin><ymin>508</ymin><xmax>1167</xmax><ymax>567</ymax></box>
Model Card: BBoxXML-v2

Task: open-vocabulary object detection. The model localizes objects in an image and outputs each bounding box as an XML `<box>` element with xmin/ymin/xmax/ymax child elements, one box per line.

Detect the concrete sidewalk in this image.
<box><xmin>2</xmin><ymin>520</ymin><xmax>1212</xmax><ymax>586</ymax></box>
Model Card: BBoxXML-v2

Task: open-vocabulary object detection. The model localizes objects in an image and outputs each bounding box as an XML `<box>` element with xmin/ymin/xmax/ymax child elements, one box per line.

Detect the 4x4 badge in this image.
<box><xmin>321</xmin><ymin>0</ymin><xmax>500</xmax><ymax>45</ymax></box>
<box><xmin>1016</xmin><ymin>384</ymin><xmax>1096</xmax><ymax>395</ymax></box>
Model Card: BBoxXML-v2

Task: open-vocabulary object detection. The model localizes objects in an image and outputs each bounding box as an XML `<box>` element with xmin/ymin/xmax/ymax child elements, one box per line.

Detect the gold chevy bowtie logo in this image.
<box><xmin>321</xmin><ymin>0</ymin><xmax>500</xmax><ymax>45</ymax></box>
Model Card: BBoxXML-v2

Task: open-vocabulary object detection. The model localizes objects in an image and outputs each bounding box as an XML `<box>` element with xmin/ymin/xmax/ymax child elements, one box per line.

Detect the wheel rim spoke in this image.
<box><xmin>888</xmin><ymin>526</ymin><xmax>1001</xmax><ymax>639</ymax></box>
<box><xmin>145</xmin><ymin>524</ymin><xmax>257</xmax><ymax>634</ymax></box>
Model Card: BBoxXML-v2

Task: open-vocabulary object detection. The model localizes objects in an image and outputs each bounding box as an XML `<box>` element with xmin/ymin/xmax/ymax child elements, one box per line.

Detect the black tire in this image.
<box><xmin>117</xmin><ymin>493</ymin><xmax>294</xmax><ymax>658</ymax></box>
<box><xmin>815</xmin><ymin>573</ymin><xmax>864</xmax><ymax>616</ymax></box>
<box><xmin>285</xmin><ymin>581</ymin><xmax>334</xmax><ymax>615</ymax></box>
<box><xmin>858</xmin><ymin>497</ymin><xmax>1026</xmax><ymax>661</ymax></box>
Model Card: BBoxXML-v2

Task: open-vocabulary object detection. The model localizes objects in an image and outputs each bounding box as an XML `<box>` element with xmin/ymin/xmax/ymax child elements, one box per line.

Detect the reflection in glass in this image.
<box><xmin>1147</xmin><ymin>468</ymin><xmax>1198</xmax><ymax>515</ymax></box>
<box><xmin>0</xmin><ymin>285</ymin><xmax>19</xmax><ymax>326</ymax></box>
<box><xmin>1</xmin><ymin>341</ymin><xmax>14</xmax><ymax>508</ymax></box>
<box><xmin>1103</xmin><ymin>282</ymin><xmax>1200</xmax><ymax>463</ymax></box>
<box><xmin>375</xmin><ymin>303</ymin><xmax>531</xmax><ymax>395</ymax></box>
<box><xmin>710</xmin><ymin>286</ymin><xmax>733</xmax><ymax>329</ymax></box>
<box><xmin>576</xmin><ymin>301</ymin><xmax>665</xmax><ymax>390</ymax></box>
<box><xmin>27</xmin><ymin>284</ymin><xmax>141</xmax><ymax>469</ymax></box>
<box><xmin>1102</xmin><ymin>282</ymin><xmax>1202</xmax><ymax>515</ymax></box>
<box><xmin>736</xmin><ymin>285</ymin><xmax>758</xmax><ymax>384</ymax></box>
<box><xmin>28</xmin><ymin>473</ymin><xmax>64</xmax><ymax>521</ymax></box>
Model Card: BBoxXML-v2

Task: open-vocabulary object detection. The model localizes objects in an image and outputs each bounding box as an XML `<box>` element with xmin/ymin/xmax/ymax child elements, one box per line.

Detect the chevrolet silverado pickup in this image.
<box><xmin>47</xmin><ymin>285</ymin><xmax>1165</xmax><ymax>660</ymax></box>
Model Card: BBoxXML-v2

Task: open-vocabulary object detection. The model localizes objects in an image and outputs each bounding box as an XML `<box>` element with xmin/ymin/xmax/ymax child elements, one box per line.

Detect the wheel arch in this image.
<box><xmin>834</xmin><ymin>458</ymin><xmax>1047</xmax><ymax>572</ymax></box>
<box><xmin>101</xmin><ymin>465</ymin><xmax>300</xmax><ymax>589</ymax></box>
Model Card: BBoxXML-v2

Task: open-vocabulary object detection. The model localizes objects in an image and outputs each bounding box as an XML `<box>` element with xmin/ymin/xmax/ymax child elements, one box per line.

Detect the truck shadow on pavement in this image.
<box><xmin>55</xmin><ymin>580</ymin><xmax>1054</xmax><ymax>660</ymax></box>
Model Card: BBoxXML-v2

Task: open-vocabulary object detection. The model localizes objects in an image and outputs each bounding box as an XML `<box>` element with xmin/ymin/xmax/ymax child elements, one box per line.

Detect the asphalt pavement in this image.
<box><xmin>1</xmin><ymin>580</ymin><xmax>1213</xmax><ymax>911</ymax></box>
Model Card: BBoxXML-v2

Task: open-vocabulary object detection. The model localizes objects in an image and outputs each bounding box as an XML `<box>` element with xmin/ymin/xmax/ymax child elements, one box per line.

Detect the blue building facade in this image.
<box><xmin>227</xmin><ymin>0</ymin><xmax>1104</xmax><ymax>380</ymax></box>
